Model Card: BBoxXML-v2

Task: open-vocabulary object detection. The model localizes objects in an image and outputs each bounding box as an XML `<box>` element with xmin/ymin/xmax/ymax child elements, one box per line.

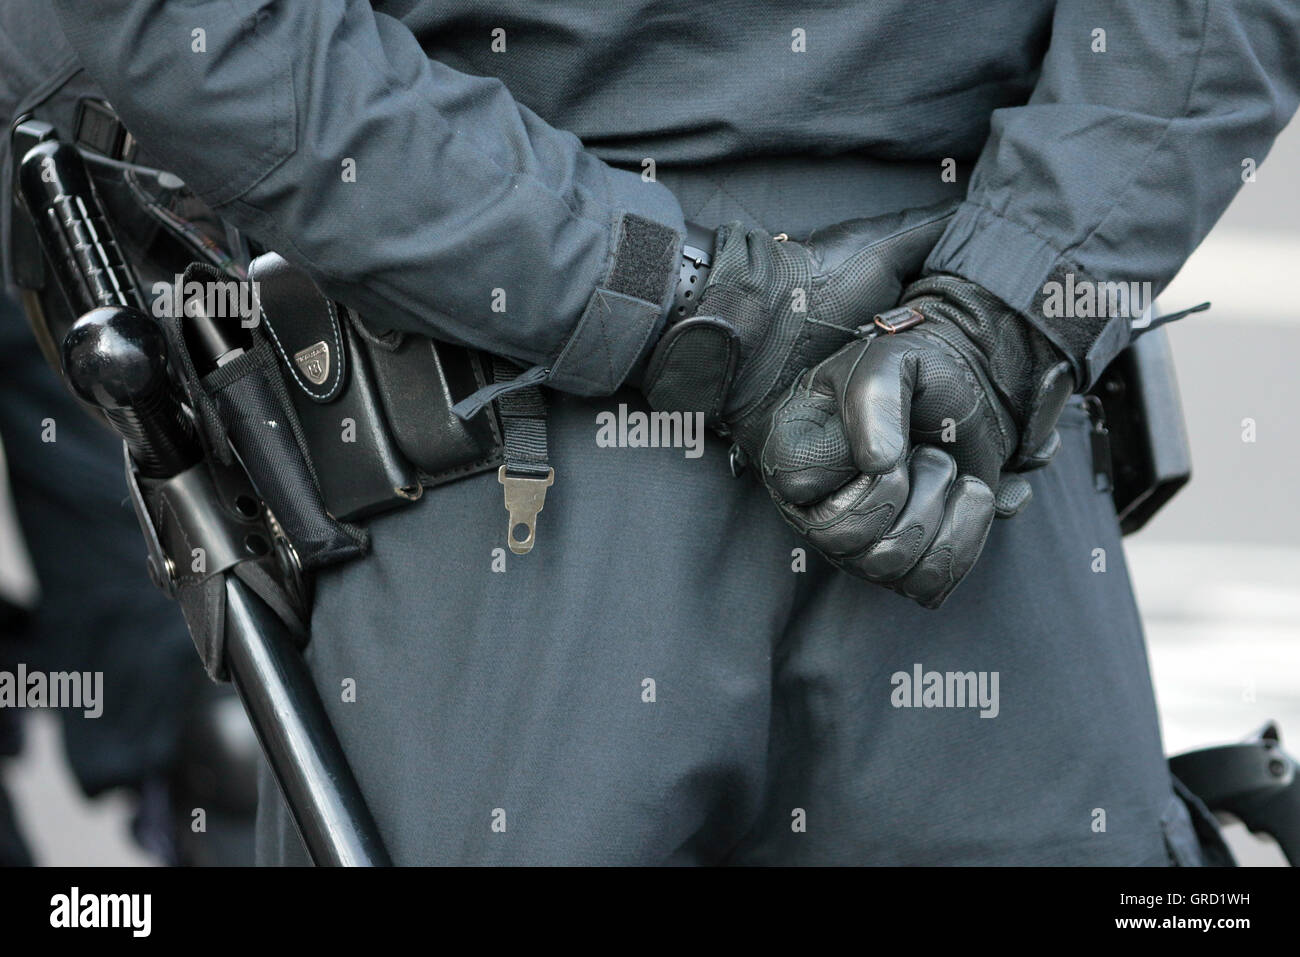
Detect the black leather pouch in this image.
<box><xmin>353</xmin><ymin>328</ymin><xmax>503</xmax><ymax>488</ymax></box>
<box><xmin>249</xmin><ymin>253</ymin><xmax>423</xmax><ymax>522</ymax></box>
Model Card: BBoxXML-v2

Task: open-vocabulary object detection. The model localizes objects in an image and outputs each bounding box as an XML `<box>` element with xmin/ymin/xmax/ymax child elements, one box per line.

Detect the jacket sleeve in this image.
<box><xmin>48</xmin><ymin>0</ymin><xmax>685</xmax><ymax>397</ymax></box>
<box><xmin>924</xmin><ymin>0</ymin><xmax>1300</xmax><ymax>387</ymax></box>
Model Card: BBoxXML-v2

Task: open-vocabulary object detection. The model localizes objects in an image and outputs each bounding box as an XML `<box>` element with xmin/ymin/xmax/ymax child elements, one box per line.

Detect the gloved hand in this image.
<box><xmin>641</xmin><ymin>201</ymin><xmax>957</xmax><ymax>460</ymax></box>
<box><xmin>757</xmin><ymin>272</ymin><xmax>1076</xmax><ymax>608</ymax></box>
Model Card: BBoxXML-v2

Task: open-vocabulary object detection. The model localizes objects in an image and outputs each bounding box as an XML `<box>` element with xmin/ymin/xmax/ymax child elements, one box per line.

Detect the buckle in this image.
<box><xmin>498</xmin><ymin>466</ymin><xmax>555</xmax><ymax>555</ymax></box>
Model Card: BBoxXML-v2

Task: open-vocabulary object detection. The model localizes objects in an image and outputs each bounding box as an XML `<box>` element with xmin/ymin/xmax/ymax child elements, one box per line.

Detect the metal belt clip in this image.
<box><xmin>498</xmin><ymin>465</ymin><xmax>554</xmax><ymax>555</ymax></box>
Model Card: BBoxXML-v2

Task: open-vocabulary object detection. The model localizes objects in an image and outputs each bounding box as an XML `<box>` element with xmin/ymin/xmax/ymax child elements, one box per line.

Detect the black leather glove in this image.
<box><xmin>758</xmin><ymin>272</ymin><xmax>1075</xmax><ymax>608</ymax></box>
<box><xmin>641</xmin><ymin>201</ymin><xmax>957</xmax><ymax>459</ymax></box>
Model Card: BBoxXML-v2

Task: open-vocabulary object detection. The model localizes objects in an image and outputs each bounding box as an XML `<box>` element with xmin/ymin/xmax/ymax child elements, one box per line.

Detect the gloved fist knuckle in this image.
<box><xmin>854</xmin><ymin>522</ymin><xmax>931</xmax><ymax>582</ymax></box>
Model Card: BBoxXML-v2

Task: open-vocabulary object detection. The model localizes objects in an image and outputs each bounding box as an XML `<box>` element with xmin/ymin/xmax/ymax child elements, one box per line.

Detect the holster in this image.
<box><xmin>1087</xmin><ymin>325</ymin><xmax>1192</xmax><ymax>535</ymax></box>
<box><xmin>10</xmin><ymin>104</ymin><xmax>504</xmax><ymax>574</ymax></box>
<box><xmin>169</xmin><ymin>254</ymin><xmax>504</xmax><ymax>570</ymax></box>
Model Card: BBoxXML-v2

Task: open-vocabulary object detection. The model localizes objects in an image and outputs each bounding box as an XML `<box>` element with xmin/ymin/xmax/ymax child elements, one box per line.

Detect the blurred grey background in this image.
<box><xmin>1120</xmin><ymin>115</ymin><xmax>1300</xmax><ymax>864</ymax></box>
<box><xmin>1133</xmin><ymin>116</ymin><xmax>1300</xmax><ymax>764</ymax></box>
<box><xmin>4</xmin><ymin>118</ymin><xmax>1298</xmax><ymax>867</ymax></box>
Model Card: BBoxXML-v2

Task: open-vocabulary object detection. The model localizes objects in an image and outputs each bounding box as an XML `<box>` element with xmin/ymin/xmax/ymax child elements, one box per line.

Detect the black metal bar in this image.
<box><xmin>224</xmin><ymin>576</ymin><xmax>391</xmax><ymax>866</ymax></box>
<box><xmin>15</xmin><ymin>134</ymin><xmax>145</xmax><ymax>316</ymax></box>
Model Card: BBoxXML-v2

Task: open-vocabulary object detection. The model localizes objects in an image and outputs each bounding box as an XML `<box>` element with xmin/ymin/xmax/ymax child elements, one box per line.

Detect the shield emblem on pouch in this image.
<box><xmin>294</xmin><ymin>341</ymin><xmax>331</xmax><ymax>385</ymax></box>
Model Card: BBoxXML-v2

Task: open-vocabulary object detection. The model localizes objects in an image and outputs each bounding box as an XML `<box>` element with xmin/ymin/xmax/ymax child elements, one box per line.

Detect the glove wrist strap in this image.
<box><xmin>669</xmin><ymin>221</ymin><xmax>716</xmax><ymax>322</ymax></box>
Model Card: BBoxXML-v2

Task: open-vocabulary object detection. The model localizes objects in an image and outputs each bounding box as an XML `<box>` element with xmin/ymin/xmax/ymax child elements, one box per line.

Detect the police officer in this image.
<box><xmin>7</xmin><ymin>1</ymin><xmax>1298</xmax><ymax>864</ymax></box>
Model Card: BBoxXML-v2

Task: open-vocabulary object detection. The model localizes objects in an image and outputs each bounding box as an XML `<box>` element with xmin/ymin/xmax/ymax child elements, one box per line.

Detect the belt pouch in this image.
<box><xmin>249</xmin><ymin>253</ymin><xmax>423</xmax><ymax>522</ymax></box>
<box><xmin>202</xmin><ymin>342</ymin><xmax>367</xmax><ymax>569</ymax></box>
<box><xmin>356</xmin><ymin>332</ymin><xmax>504</xmax><ymax>488</ymax></box>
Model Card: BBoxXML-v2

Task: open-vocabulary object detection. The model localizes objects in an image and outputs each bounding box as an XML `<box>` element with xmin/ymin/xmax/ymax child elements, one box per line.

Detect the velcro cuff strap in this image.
<box><xmin>607</xmin><ymin>213</ymin><xmax>679</xmax><ymax>304</ymax></box>
<box><xmin>546</xmin><ymin>288</ymin><xmax>666</xmax><ymax>396</ymax></box>
<box><xmin>1024</xmin><ymin>266</ymin><xmax>1136</xmax><ymax>391</ymax></box>
<box><xmin>1082</xmin><ymin>313</ymin><xmax>1133</xmax><ymax>390</ymax></box>
<box><xmin>925</xmin><ymin>204</ymin><xmax>1137</xmax><ymax>389</ymax></box>
<box><xmin>542</xmin><ymin>212</ymin><xmax>681</xmax><ymax>397</ymax></box>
